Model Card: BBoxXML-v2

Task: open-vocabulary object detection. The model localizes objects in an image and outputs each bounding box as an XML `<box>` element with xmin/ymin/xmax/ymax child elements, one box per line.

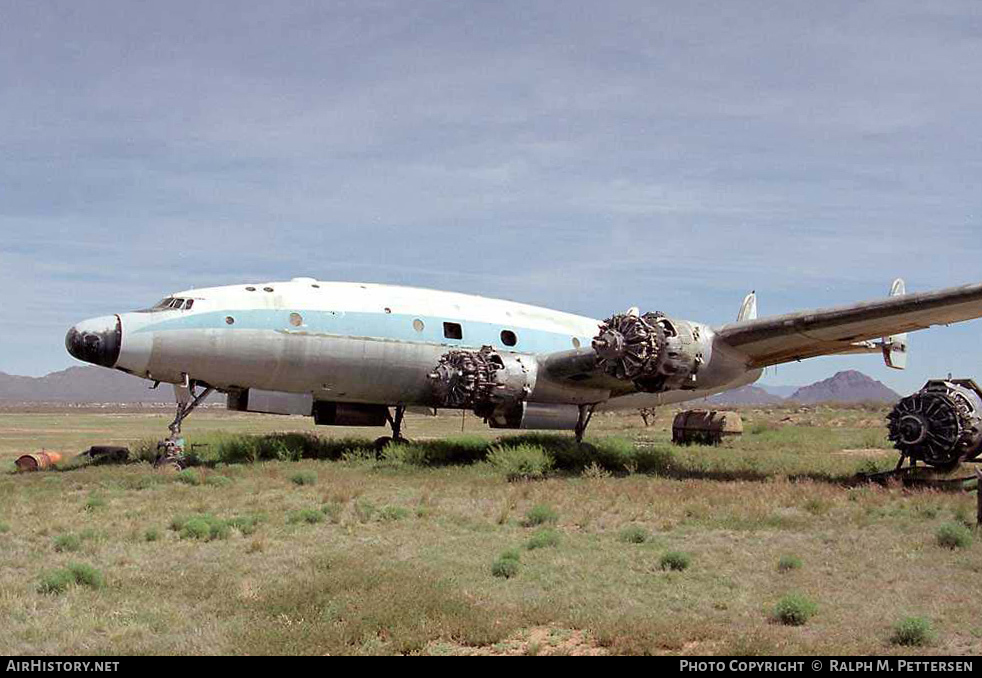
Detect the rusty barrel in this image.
<box><xmin>15</xmin><ymin>451</ymin><xmax>63</xmax><ymax>472</ymax></box>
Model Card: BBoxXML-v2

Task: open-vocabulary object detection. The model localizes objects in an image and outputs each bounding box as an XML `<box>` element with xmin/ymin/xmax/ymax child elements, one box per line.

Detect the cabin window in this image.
<box><xmin>572</xmin><ymin>337</ymin><xmax>581</xmax><ymax>348</ymax></box>
<box><xmin>413</xmin><ymin>319</ymin><xmax>425</xmax><ymax>332</ymax></box>
<box><xmin>246</xmin><ymin>286</ymin><xmax>256</xmax><ymax>291</ymax></box>
<box><xmin>264</xmin><ymin>287</ymin><xmax>274</xmax><ymax>293</ymax></box>
<box><xmin>443</xmin><ymin>322</ymin><xmax>463</xmax><ymax>340</ymax></box>
<box><xmin>500</xmin><ymin>330</ymin><xmax>517</xmax><ymax>347</ymax></box>
<box><xmin>225</xmin><ymin>316</ymin><xmax>235</xmax><ymax>325</ymax></box>
<box><xmin>289</xmin><ymin>312</ymin><xmax>303</xmax><ymax>327</ymax></box>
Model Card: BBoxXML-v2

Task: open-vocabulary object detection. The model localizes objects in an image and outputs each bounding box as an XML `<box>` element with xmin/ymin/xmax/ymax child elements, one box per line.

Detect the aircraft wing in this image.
<box><xmin>715</xmin><ymin>282</ymin><xmax>982</xmax><ymax>368</ymax></box>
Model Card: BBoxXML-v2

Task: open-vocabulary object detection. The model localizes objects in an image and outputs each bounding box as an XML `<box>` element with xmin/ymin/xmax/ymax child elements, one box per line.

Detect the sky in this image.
<box><xmin>1</xmin><ymin>1</ymin><xmax>981</xmax><ymax>394</ymax></box>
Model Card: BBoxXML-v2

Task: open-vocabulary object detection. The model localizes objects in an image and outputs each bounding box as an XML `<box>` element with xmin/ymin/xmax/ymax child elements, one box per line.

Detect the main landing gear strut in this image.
<box><xmin>374</xmin><ymin>404</ymin><xmax>408</xmax><ymax>452</ymax></box>
<box><xmin>575</xmin><ymin>404</ymin><xmax>596</xmax><ymax>444</ymax></box>
<box><xmin>155</xmin><ymin>376</ymin><xmax>214</xmax><ymax>469</ymax></box>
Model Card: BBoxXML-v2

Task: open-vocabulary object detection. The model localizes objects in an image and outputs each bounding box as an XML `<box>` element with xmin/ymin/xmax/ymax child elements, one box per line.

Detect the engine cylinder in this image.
<box><xmin>887</xmin><ymin>379</ymin><xmax>982</xmax><ymax>468</ymax></box>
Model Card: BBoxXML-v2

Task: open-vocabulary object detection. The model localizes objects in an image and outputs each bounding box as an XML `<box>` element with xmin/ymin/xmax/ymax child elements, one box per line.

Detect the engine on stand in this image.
<box><xmin>887</xmin><ymin>379</ymin><xmax>982</xmax><ymax>469</ymax></box>
<box><xmin>592</xmin><ymin>311</ymin><xmax>707</xmax><ymax>392</ymax></box>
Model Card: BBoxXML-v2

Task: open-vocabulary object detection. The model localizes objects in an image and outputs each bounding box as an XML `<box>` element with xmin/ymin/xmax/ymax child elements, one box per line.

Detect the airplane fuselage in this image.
<box><xmin>67</xmin><ymin>278</ymin><xmax>759</xmax><ymax>413</ymax></box>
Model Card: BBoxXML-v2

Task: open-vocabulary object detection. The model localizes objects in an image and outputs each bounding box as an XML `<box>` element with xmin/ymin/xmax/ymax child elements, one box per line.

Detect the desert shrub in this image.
<box><xmin>288</xmin><ymin>508</ymin><xmax>325</xmax><ymax>525</ymax></box>
<box><xmin>290</xmin><ymin>471</ymin><xmax>318</xmax><ymax>486</ymax></box>
<box><xmin>355</xmin><ymin>499</ymin><xmax>376</xmax><ymax>523</ymax></box>
<box><xmin>37</xmin><ymin>563</ymin><xmax>105</xmax><ymax>594</ymax></box>
<box><xmin>492</xmin><ymin>549</ymin><xmax>521</xmax><ymax>578</ymax></box>
<box><xmin>891</xmin><ymin>616</ymin><xmax>934</xmax><ymax>647</ymax></box>
<box><xmin>53</xmin><ymin>534</ymin><xmax>83</xmax><ymax>553</ymax></box>
<box><xmin>175</xmin><ymin>469</ymin><xmax>201</xmax><ymax>486</ymax></box>
<box><xmin>380</xmin><ymin>443</ymin><xmax>429</xmax><ymax>467</ymax></box>
<box><xmin>777</xmin><ymin>555</ymin><xmax>803</xmax><ymax>572</ymax></box>
<box><xmin>936</xmin><ymin>522</ymin><xmax>973</xmax><ymax>550</ymax></box>
<box><xmin>321</xmin><ymin>503</ymin><xmax>343</xmax><ymax>523</ymax></box>
<box><xmin>67</xmin><ymin>563</ymin><xmax>105</xmax><ymax>589</ymax></box>
<box><xmin>581</xmin><ymin>462</ymin><xmax>612</xmax><ymax>479</ymax></box>
<box><xmin>37</xmin><ymin>569</ymin><xmax>75</xmax><ymax>594</ymax></box>
<box><xmin>521</xmin><ymin>504</ymin><xmax>559</xmax><ymax>527</ymax></box>
<box><xmin>487</xmin><ymin>444</ymin><xmax>553</xmax><ymax>481</ymax></box>
<box><xmin>84</xmin><ymin>493</ymin><xmax>107</xmax><ymax>511</ymax></box>
<box><xmin>618</xmin><ymin>525</ymin><xmax>649</xmax><ymax>544</ymax></box>
<box><xmin>659</xmin><ymin>551</ymin><xmax>691</xmax><ymax>572</ymax></box>
<box><xmin>378</xmin><ymin>506</ymin><xmax>410</xmax><ymax>522</ymax></box>
<box><xmin>144</xmin><ymin>527</ymin><xmax>160</xmax><ymax>542</ymax></box>
<box><xmin>227</xmin><ymin>514</ymin><xmax>265</xmax><ymax>535</ymax></box>
<box><xmin>773</xmin><ymin>593</ymin><xmax>817</xmax><ymax>626</ymax></box>
<box><xmin>750</xmin><ymin>421</ymin><xmax>778</xmax><ymax>435</ymax></box>
<box><xmin>526</xmin><ymin>528</ymin><xmax>561</xmax><ymax>550</ymax></box>
<box><xmin>171</xmin><ymin>513</ymin><xmax>231</xmax><ymax>541</ymax></box>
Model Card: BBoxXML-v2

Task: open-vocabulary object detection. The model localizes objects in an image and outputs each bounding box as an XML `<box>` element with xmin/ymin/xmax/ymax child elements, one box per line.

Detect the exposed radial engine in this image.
<box><xmin>887</xmin><ymin>379</ymin><xmax>982</xmax><ymax>469</ymax></box>
<box><xmin>592</xmin><ymin>311</ymin><xmax>707</xmax><ymax>392</ymax></box>
<box><xmin>428</xmin><ymin>346</ymin><xmax>535</xmax><ymax>414</ymax></box>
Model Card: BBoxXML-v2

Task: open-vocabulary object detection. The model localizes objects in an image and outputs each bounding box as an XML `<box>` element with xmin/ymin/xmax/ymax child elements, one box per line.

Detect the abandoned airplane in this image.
<box><xmin>65</xmin><ymin>278</ymin><xmax>982</xmax><ymax>452</ymax></box>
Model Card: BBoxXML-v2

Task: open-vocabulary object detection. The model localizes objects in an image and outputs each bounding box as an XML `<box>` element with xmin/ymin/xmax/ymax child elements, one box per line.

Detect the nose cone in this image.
<box><xmin>65</xmin><ymin>315</ymin><xmax>122</xmax><ymax>368</ymax></box>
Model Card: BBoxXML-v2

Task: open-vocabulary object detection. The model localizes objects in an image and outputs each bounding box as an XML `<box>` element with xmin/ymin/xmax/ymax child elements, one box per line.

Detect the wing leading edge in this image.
<box><xmin>715</xmin><ymin>281</ymin><xmax>982</xmax><ymax>368</ymax></box>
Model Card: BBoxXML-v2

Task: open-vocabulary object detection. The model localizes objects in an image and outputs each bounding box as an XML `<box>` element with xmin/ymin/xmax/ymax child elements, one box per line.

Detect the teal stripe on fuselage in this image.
<box><xmin>134</xmin><ymin>310</ymin><xmax>589</xmax><ymax>355</ymax></box>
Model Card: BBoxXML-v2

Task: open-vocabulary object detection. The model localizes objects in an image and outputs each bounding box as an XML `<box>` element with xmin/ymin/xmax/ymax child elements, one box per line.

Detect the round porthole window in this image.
<box><xmin>289</xmin><ymin>312</ymin><xmax>303</xmax><ymax>327</ymax></box>
<box><xmin>264</xmin><ymin>287</ymin><xmax>274</xmax><ymax>293</ymax></box>
<box><xmin>225</xmin><ymin>316</ymin><xmax>235</xmax><ymax>325</ymax></box>
<box><xmin>245</xmin><ymin>286</ymin><xmax>256</xmax><ymax>292</ymax></box>
<box><xmin>500</xmin><ymin>330</ymin><xmax>517</xmax><ymax>347</ymax></box>
<box><xmin>572</xmin><ymin>337</ymin><xmax>581</xmax><ymax>348</ymax></box>
<box><xmin>412</xmin><ymin>319</ymin><xmax>425</xmax><ymax>332</ymax></box>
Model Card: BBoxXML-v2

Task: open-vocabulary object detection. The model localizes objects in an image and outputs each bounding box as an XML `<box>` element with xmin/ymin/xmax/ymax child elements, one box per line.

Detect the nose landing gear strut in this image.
<box><xmin>155</xmin><ymin>376</ymin><xmax>214</xmax><ymax>469</ymax></box>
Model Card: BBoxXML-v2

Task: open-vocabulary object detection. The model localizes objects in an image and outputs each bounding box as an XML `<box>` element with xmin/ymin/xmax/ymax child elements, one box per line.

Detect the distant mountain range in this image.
<box><xmin>0</xmin><ymin>366</ymin><xmax>901</xmax><ymax>406</ymax></box>
<box><xmin>707</xmin><ymin>370</ymin><xmax>901</xmax><ymax>406</ymax></box>
<box><xmin>0</xmin><ymin>366</ymin><xmax>182</xmax><ymax>402</ymax></box>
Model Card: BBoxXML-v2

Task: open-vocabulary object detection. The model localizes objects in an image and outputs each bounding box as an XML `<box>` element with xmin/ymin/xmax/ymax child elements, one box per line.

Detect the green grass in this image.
<box><xmin>526</xmin><ymin>528</ymin><xmax>561</xmax><ymax>550</ymax></box>
<box><xmin>521</xmin><ymin>504</ymin><xmax>559</xmax><ymax>527</ymax></box>
<box><xmin>773</xmin><ymin>593</ymin><xmax>818</xmax><ymax>626</ymax></box>
<box><xmin>891</xmin><ymin>616</ymin><xmax>934</xmax><ymax>647</ymax></box>
<box><xmin>171</xmin><ymin>513</ymin><xmax>232</xmax><ymax>541</ymax></box>
<box><xmin>288</xmin><ymin>508</ymin><xmax>325</xmax><ymax>525</ymax></box>
<box><xmin>2</xmin><ymin>405</ymin><xmax>981</xmax><ymax>655</ymax></box>
<box><xmin>777</xmin><ymin>555</ymin><xmax>803</xmax><ymax>572</ymax></box>
<box><xmin>618</xmin><ymin>524</ymin><xmax>649</xmax><ymax>544</ymax></box>
<box><xmin>290</xmin><ymin>470</ymin><xmax>318</xmax><ymax>486</ymax></box>
<box><xmin>84</xmin><ymin>493</ymin><xmax>107</xmax><ymax>510</ymax></box>
<box><xmin>144</xmin><ymin>527</ymin><xmax>161</xmax><ymax>542</ymax></box>
<box><xmin>37</xmin><ymin>563</ymin><xmax>105</xmax><ymax>594</ymax></box>
<box><xmin>936</xmin><ymin>522</ymin><xmax>974</xmax><ymax>550</ymax></box>
<box><xmin>378</xmin><ymin>505</ymin><xmax>410</xmax><ymax>522</ymax></box>
<box><xmin>659</xmin><ymin>551</ymin><xmax>691</xmax><ymax>572</ymax></box>
<box><xmin>492</xmin><ymin>549</ymin><xmax>521</xmax><ymax>579</ymax></box>
<box><xmin>487</xmin><ymin>443</ymin><xmax>553</xmax><ymax>480</ymax></box>
<box><xmin>53</xmin><ymin>533</ymin><xmax>84</xmax><ymax>553</ymax></box>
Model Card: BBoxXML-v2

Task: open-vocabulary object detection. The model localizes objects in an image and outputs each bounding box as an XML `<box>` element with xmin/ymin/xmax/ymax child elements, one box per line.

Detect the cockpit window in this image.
<box><xmin>154</xmin><ymin>298</ymin><xmax>175</xmax><ymax>309</ymax></box>
<box><xmin>184</xmin><ymin>299</ymin><xmax>194</xmax><ymax>310</ymax></box>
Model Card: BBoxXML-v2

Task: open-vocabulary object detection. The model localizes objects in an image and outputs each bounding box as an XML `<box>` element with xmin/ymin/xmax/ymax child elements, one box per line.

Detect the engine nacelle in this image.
<box><xmin>428</xmin><ymin>346</ymin><xmax>537</xmax><ymax>410</ymax></box>
<box><xmin>887</xmin><ymin>379</ymin><xmax>982</xmax><ymax>468</ymax></box>
<box><xmin>592</xmin><ymin>312</ymin><xmax>709</xmax><ymax>392</ymax></box>
<box><xmin>487</xmin><ymin>402</ymin><xmax>581</xmax><ymax>430</ymax></box>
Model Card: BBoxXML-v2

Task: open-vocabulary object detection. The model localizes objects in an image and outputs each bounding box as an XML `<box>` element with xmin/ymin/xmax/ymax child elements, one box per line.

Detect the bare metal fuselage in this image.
<box><xmin>81</xmin><ymin>279</ymin><xmax>758</xmax><ymax>412</ymax></box>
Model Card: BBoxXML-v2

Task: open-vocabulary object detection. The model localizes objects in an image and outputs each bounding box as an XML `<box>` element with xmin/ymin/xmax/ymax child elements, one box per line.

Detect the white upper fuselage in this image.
<box><xmin>69</xmin><ymin>279</ymin><xmax>759</xmax><ymax>410</ymax></box>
